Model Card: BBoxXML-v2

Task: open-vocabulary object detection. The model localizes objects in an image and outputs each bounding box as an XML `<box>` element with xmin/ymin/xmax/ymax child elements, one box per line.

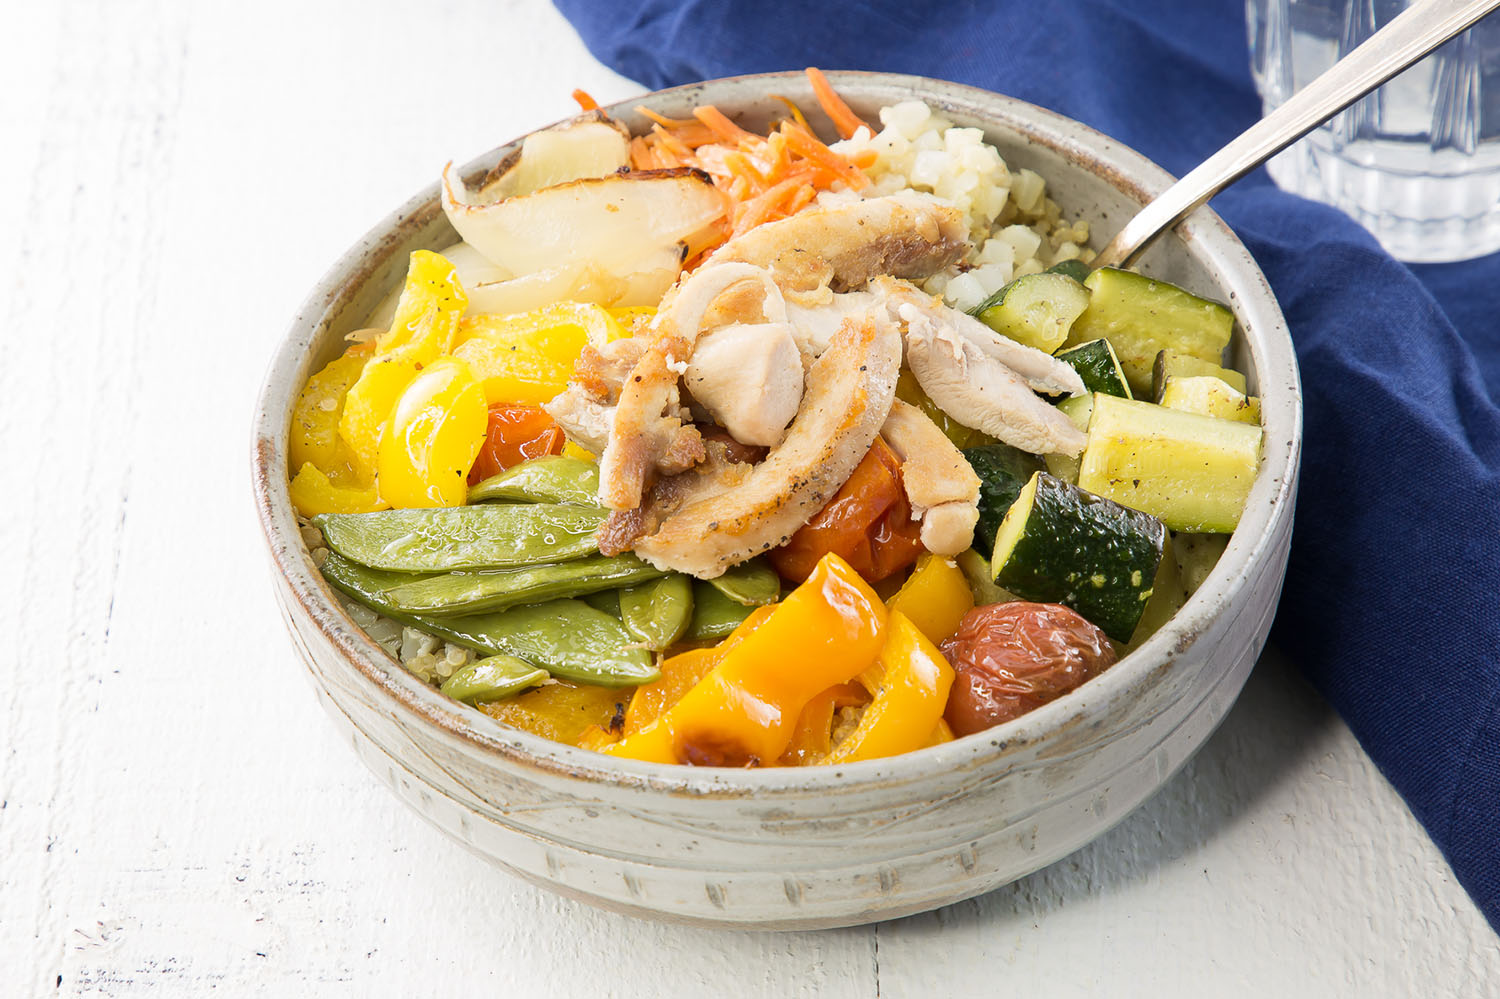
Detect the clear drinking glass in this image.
<box><xmin>1247</xmin><ymin>0</ymin><xmax>1500</xmax><ymax>261</ymax></box>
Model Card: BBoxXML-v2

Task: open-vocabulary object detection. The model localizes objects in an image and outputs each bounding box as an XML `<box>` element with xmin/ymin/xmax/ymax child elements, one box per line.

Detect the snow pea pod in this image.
<box><xmin>619</xmin><ymin>574</ymin><xmax>694</xmax><ymax>651</ymax></box>
<box><xmin>467</xmin><ymin>456</ymin><xmax>602</xmax><ymax>507</ymax></box>
<box><xmin>706</xmin><ymin>558</ymin><xmax>781</xmax><ymax>607</ymax></box>
<box><xmin>581</xmin><ymin>589</ymin><xmax>621</xmax><ymax>617</ymax></box>
<box><xmin>683</xmin><ymin>579</ymin><xmax>758</xmax><ymax>641</ymax></box>
<box><xmin>439</xmin><ymin>654</ymin><xmax>548</xmax><ymax>705</ymax></box>
<box><xmin>314</xmin><ymin>503</ymin><xmax>604</xmax><ymax>572</ymax></box>
<box><xmin>320</xmin><ymin>554</ymin><xmax>657</xmax><ymax>686</ymax></box>
<box><xmin>382</xmin><ymin>554</ymin><xmax>665</xmax><ymax>617</ymax></box>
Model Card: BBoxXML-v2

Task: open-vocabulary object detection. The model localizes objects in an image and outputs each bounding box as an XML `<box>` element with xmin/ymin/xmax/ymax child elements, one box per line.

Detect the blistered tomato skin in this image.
<box><xmin>940</xmin><ymin>602</ymin><xmax>1117</xmax><ymax>737</ymax></box>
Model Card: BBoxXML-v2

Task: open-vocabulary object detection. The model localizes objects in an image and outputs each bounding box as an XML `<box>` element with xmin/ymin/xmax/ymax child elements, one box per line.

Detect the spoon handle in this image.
<box><xmin>1094</xmin><ymin>0</ymin><xmax>1500</xmax><ymax>269</ymax></box>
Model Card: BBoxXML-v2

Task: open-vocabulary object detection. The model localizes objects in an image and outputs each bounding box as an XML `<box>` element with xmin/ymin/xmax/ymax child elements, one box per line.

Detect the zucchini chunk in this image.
<box><xmin>1065</xmin><ymin>268</ymin><xmax>1233</xmax><ymax>395</ymax></box>
<box><xmin>1045</xmin><ymin>259</ymin><xmax>1092</xmax><ymax>283</ymax></box>
<box><xmin>1152</xmin><ymin>348</ymin><xmax>1248</xmax><ymax>398</ymax></box>
<box><xmin>970</xmin><ymin>272</ymin><xmax>1091</xmax><ymax>353</ymax></box>
<box><xmin>990</xmin><ymin>472</ymin><xmax>1167</xmax><ymax>643</ymax></box>
<box><xmin>1125</xmin><ymin>534</ymin><xmax>1187</xmax><ymax>650</ymax></box>
<box><xmin>963</xmin><ymin>442</ymin><xmax>1045</xmax><ymax>551</ymax></box>
<box><xmin>1175</xmin><ymin>532</ymin><xmax>1230</xmax><ymax>596</ymax></box>
<box><xmin>1042</xmin><ymin>392</ymin><xmax>1095</xmax><ymax>485</ymax></box>
<box><xmin>1077</xmin><ymin>394</ymin><xmax>1262</xmax><ymax>534</ymax></box>
<box><xmin>1055</xmin><ymin>338</ymin><xmax>1132</xmax><ymax>399</ymax></box>
<box><xmin>1158</xmin><ymin>374</ymin><xmax>1261</xmax><ymax>425</ymax></box>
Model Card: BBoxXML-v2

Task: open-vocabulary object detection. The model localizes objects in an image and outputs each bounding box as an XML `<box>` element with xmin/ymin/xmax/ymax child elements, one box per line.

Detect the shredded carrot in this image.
<box><xmin>770</xmin><ymin>94</ymin><xmax>811</xmax><ymax>130</ymax></box>
<box><xmin>621</xmin><ymin>68</ymin><xmax>873</xmax><ymax>257</ymax></box>
<box><xmin>693</xmin><ymin>104</ymin><xmax>756</xmax><ymax>146</ymax></box>
<box><xmin>806</xmin><ymin>67</ymin><xmax>869</xmax><ymax>140</ymax></box>
<box><xmin>635</xmin><ymin>105</ymin><xmax>697</xmax><ymax>129</ymax></box>
<box><xmin>572</xmin><ymin>89</ymin><xmax>599</xmax><ymax>112</ymax></box>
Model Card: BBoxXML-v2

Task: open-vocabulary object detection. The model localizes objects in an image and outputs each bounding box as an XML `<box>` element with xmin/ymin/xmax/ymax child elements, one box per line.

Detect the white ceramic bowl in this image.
<box><xmin>252</xmin><ymin>72</ymin><xmax>1301</xmax><ymax>930</ymax></box>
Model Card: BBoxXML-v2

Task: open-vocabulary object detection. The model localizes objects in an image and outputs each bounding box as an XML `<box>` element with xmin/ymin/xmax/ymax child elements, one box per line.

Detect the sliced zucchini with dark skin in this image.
<box><xmin>969</xmin><ymin>272</ymin><xmax>1091</xmax><ymax>353</ymax></box>
<box><xmin>1046</xmin><ymin>259</ymin><xmax>1092</xmax><ymax>283</ymax></box>
<box><xmin>1054</xmin><ymin>339</ymin><xmax>1132</xmax><ymax>399</ymax></box>
<box><xmin>1152</xmin><ymin>349</ymin><xmax>1248</xmax><ymax>398</ymax></box>
<box><xmin>1042</xmin><ymin>393</ymin><xmax>1095</xmax><ymax>485</ymax></box>
<box><xmin>1065</xmin><ymin>268</ymin><xmax>1233</xmax><ymax>395</ymax></box>
<box><xmin>990</xmin><ymin>472</ymin><xmax>1167</xmax><ymax>643</ymax></box>
<box><xmin>1077</xmin><ymin>394</ymin><xmax>1262</xmax><ymax>534</ymax></box>
<box><xmin>962</xmin><ymin>442</ymin><xmax>1045</xmax><ymax>551</ymax></box>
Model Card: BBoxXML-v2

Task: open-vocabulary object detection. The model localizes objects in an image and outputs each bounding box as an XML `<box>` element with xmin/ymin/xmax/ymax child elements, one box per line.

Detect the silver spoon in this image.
<box><xmin>1094</xmin><ymin>0</ymin><xmax>1500</xmax><ymax>269</ymax></box>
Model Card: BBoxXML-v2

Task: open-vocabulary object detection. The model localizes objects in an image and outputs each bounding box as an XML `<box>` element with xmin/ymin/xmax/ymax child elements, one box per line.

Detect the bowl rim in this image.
<box><xmin>251</xmin><ymin>69</ymin><xmax>1302</xmax><ymax>798</ymax></box>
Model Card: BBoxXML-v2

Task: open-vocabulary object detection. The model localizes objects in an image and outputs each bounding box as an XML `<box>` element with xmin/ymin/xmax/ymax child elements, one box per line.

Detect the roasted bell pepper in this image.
<box><xmin>606</xmin><ymin>554</ymin><xmax>887</xmax><ymax>766</ymax></box>
<box><xmin>780</xmin><ymin>682</ymin><xmax>868</xmax><ymax>764</ymax></box>
<box><xmin>885</xmin><ymin>552</ymin><xmax>974</xmax><ymax>646</ymax></box>
<box><xmin>288</xmin><ymin>347</ymin><xmax>389</xmax><ymax>516</ymax></box>
<box><xmin>823</xmin><ymin>611</ymin><xmax>955</xmax><ymax>764</ymax></box>
<box><xmin>452</xmin><ymin>301</ymin><xmax>627</xmax><ymax>406</ymax></box>
<box><xmin>622</xmin><ymin>605</ymin><xmax>776</xmax><ymax>736</ymax></box>
<box><xmin>340</xmin><ymin>251</ymin><xmax>469</xmax><ymax>474</ymax></box>
<box><xmin>288</xmin><ymin>462</ymin><xmax>385</xmax><ymax>516</ymax></box>
<box><xmin>376</xmin><ymin>357</ymin><xmax>489</xmax><ymax>508</ymax></box>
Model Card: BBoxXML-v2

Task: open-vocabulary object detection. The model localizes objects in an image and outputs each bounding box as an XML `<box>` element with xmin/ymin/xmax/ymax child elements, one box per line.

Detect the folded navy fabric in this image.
<box><xmin>555</xmin><ymin>0</ymin><xmax>1500</xmax><ymax>930</ymax></box>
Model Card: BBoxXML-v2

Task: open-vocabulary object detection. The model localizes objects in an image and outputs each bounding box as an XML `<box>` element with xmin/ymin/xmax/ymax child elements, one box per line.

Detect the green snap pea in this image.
<box><xmin>382</xmin><ymin>554</ymin><xmax>665</xmax><ymax>617</ymax></box>
<box><xmin>314</xmin><ymin>504</ymin><xmax>604</xmax><ymax>572</ymax></box>
<box><xmin>618</xmin><ymin>574</ymin><xmax>694</xmax><ymax>651</ymax></box>
<box><xmin>439</xmin><ymin>654</ymin><xmax>548</xmax><ymax>705</ymax></box>
<box><xmin>581</xmin><ymin>589</ymin><xmax>621</xmax><ymax>617</ymax></box>
<box><xmin>683</xmin><ymin>579</ymin><xmax>757</xmax><ymax>641</ymax></box>
<box><xmin>706</xmin><ymin>558</ymin><xmax>781</xmax><ymax>607</ymax></box>
<box><xmin>468</xmin><ymin>456</ymin><xmax>602</xmax><ymax>507</ymax></box>
<box><xmin>320</xmin><ymin>555</ymin><xmax>657</xmax><ymax>686</ymax></box>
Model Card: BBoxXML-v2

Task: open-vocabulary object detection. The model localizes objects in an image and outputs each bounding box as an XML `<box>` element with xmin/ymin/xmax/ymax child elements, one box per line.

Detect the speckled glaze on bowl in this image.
<box><xmin>252</xmin><ymin>72</ymin><xmax>1301</xmax><ymax>930</ymax></box>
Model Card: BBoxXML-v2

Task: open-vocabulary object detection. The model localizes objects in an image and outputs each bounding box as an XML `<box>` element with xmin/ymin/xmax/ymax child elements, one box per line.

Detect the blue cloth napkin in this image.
<box><xmin>555</xmin><ymin>0</ymin><xmax>1500</xmax><ymax>929</ymax></box>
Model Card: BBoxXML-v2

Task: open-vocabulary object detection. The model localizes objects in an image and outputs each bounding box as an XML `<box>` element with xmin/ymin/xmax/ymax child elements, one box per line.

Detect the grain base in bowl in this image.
<box><xmin>252</xmin><ymin>71</ymin><xmax>1300</xmax><ymax>928</ymax></box>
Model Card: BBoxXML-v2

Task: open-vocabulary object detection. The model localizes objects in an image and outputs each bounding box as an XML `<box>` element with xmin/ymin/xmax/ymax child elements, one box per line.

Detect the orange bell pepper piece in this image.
<box><xmin>622</xmin><ymin>605</ymin><xmax>777</xmax><ymax>737</ymax></box>
<box><xmin>606</xmin><ymin>554</ymin><xmax>887</xmax><ymax>766</ymax></box>
<box><xmin>823</xmin><ymin>611</ymin><xmax>955</xmax><ymax>765</ymax></box>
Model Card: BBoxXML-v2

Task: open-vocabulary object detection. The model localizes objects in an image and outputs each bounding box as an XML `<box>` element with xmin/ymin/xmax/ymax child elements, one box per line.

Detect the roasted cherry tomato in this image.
<box><xmin>770</xmin><ymin>436</ymin><xmax>925</xmax><ymax>583</ymax></box>
<box><xmin>940</xmin><ymin>602</ymin><xmax>1117</xmax><ymax>737</ymax></box>
<box><xmin>467</xmin><ymin>403</ymin><xmax>567</xmax><ymax>484</ymax></box>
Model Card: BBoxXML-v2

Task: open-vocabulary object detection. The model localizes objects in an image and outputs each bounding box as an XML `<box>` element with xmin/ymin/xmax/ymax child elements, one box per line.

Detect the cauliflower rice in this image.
<box><xmin>831</xmin><ymin>100</ymin><xmax>1094</xmax><ymax>312</ymax></box>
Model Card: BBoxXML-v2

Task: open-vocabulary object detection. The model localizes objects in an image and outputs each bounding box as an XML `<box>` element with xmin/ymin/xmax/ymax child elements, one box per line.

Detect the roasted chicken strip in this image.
<box><xmin>632</xmin><ymin>311</ymin><xmax>903</xmax><ymax>578</ymax></box>
<box><xmin>902</xmin><ymin>304</ymin><xmax>1088</xmax><ymax>457</ymax></box>
<box><xmin>711</xmin><ymin>190</ymin><xmax>968</xmax><ymax>292</ymax></box>
<box><xmin>879</xmin><ymin>400</ymin><xmax>981</xmax><ymax>555</ymax></box>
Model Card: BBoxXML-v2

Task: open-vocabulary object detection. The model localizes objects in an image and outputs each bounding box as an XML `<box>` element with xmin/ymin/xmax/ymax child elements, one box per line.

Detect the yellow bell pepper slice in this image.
<box><xmin>376</xmin><ymin>357</ymin><xmax>489</xmax><ymax>508</ymax></box>
<box><xmin>290</xmin><ymin>348</ymin><xmax>370</xmax><ymax>472</ymax></box>
<box><xmin>822</xmin><ymin>611</ymin><xmax>955</xmax><ymax>764</ymax></box>
<box><xmin>886</xmin><ymin>553</ymin><xmax>974</xmax><ymax>646</ymax></box>
<box><xmin>606</xmin><ymin>554</ymin><xmax>887</xmax><ymax>766</ymax></box>
<box><xmin>452</xmin><ymin>301</ymin><xmax>629</xmax><ymax>406</ymax></box>
<box><xmin>377</xmin><ymin>249</ymin><xmax>469</xmax><ymax>360</ymax></box>
<box><xmin>340</xmin><ymin>251</ymin><xmax>469</xmax><ymax>475</ymax></box>
<box><xmin>288</xmin><ymin>462</ymin><xmax>385</xmax><ymax>516</ymax></box>
<box><xmin>924</xmin><ymin>719</ymin><xmax>955</xmax><ymax>746</ymax></box>
<box><xmin>338</xmin><ymin>355</ymin><xmax>422</xmax><ymax>475</ymax></box>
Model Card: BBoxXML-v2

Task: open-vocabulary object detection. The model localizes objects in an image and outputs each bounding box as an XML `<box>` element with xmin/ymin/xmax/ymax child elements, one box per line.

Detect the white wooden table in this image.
<box><xmin>3</xmin><ymin>1</ymin><xmax>1494</xmax><ymax>995</ymax></box>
